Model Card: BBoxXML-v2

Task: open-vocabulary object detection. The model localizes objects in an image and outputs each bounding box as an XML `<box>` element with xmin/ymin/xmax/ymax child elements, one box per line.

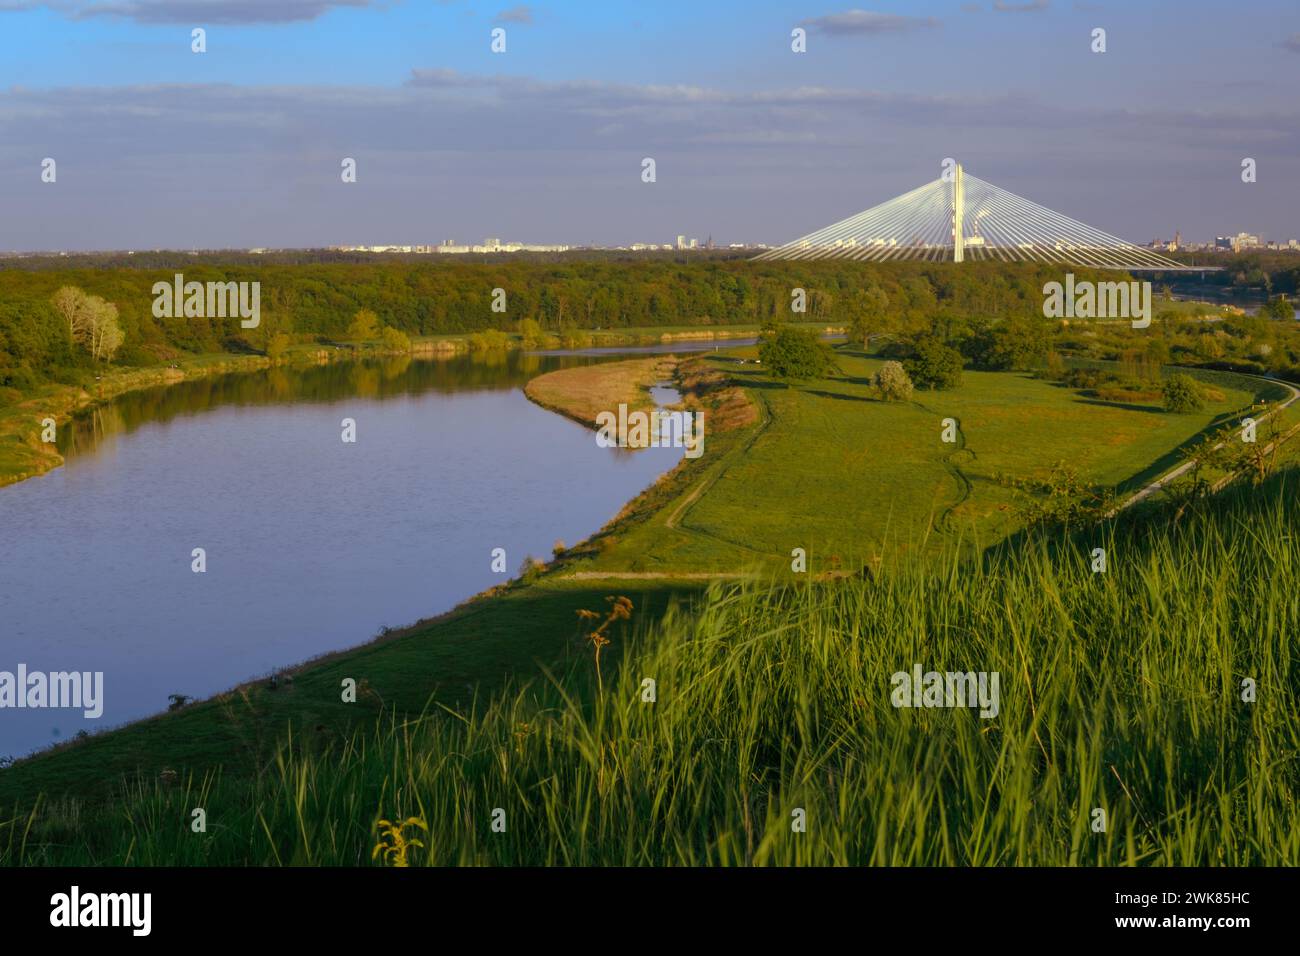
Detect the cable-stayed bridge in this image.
<box><xmin>755</xmin><ymin>164</ymin><xmax>1195</xmax><ymax>270</ymax></box>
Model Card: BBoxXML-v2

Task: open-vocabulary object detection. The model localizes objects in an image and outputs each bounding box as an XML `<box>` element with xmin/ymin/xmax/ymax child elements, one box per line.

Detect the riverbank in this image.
<box><xmin>0</xmin><ymin>324</ymin><xmax>800</xmax><ymax>490</ymax></box>
<box><xmin>0</xmin><ymin>348</ymin><xmax>1292</xmax><ymax>816</ymax></box>
<box><xmin>0</xmin><ymin>352</ymin><xmax>285</xmax><ymax>489</ymax></box>
<box><xmin>0</xmin><ymin>349</ymin><xmax>766</xmax><ymax>802</ymax></box>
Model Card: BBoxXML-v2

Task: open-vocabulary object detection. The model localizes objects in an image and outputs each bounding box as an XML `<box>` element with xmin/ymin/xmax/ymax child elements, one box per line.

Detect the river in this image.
<box><xmin>0</xmin><ymin>349</ymin><xmax>685</xmax><ymax>758</ymax></box>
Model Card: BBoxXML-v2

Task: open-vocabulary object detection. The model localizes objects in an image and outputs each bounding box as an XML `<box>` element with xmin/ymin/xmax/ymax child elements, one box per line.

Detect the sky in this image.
<box><xmin>0</xmin><ymin>0</ymin><xmax>1297</xmax><ymax>251</ymax></box>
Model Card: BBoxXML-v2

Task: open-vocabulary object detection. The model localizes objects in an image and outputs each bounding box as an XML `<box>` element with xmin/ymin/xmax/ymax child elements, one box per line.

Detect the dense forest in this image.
<box><xmin>1</xmin><ymin>251</ymin><xmax>1297</xmax><ymax>398</ymax></box>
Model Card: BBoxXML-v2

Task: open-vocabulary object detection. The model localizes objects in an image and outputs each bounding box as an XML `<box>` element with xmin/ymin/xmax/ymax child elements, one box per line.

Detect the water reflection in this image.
<box><xmin>57</xmin><ymin>350</ymin><xmax>601</xmax><ymax>461</ymax></box>
<box><xmin>3</xmin><ymin>349</ymin><xmax>682</xmax><ymax>758</ymax></box>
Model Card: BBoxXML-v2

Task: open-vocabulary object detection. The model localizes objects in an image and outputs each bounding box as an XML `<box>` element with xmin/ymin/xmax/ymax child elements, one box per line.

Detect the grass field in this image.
<box><xmin>570</xmin><ymin>349</ymin><xmax>1266</xmax><ymax>575</ymax></box>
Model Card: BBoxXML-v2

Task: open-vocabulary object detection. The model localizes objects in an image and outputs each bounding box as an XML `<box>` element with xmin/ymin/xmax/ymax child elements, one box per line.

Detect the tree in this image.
<box><xmin>87</xmin><ymin>300</ymin><xmax>123</xmax><ymax>361</ymax></box>
<box><xmin>50</xmin><ymin>287</ymin><xmax>122</xmax><ymax>361</ymax></box>
<box><xmin>1162</xmin><ymin>373</ymin><xmax>1204</xmax><ymax>413</ymax></box>
<box><xmin>904</xmin><ymin>336</ymin><xmax>964</xmax><ymax>390</ymax></box>
<box><xmin>50</xmin><ymin>286</ymin><xmax>92</xmax><ymax>347</ymax></box>
<box><xmin>963</xmin><ymin>317</ymin><xmax>1049</xmax><ymax>371</ymax></box>
<box><xmin>872</xmin><ymin>360</ymin><xmax>913</xmax><ymax>401</ymax></box>
<box><xmin>758</xmin><ymin>325</ymin><xmax>838</xmax><ymax>381</ymax></box>
<box><xmin>348</xmin><ymin>308</ymin><xmax>381</xmax><ymax>341</ymax></box>
<box><xmin>848</xmin><ymin>285</ymin><xmax>889</xmax><ymax>351</ymax></box>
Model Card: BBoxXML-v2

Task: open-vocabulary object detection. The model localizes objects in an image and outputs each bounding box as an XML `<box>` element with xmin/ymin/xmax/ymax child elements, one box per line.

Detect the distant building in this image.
<box><xmin>1216</xmin><ymin>232</ymin><xmax>1263</xmax><ymax>252</ymax></box>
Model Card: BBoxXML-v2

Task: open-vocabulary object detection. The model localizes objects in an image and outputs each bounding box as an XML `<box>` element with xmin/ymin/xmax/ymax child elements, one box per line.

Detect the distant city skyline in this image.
<box><xmin>1</xmin><ymin>0</ymin><xmax>1298</xmax><ymax>252</ymax></box>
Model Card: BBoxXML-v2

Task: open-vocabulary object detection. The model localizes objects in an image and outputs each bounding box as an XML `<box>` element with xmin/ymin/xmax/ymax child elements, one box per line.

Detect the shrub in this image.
<box><xmin>758</xmin><ymin>325</ymin><xmax>838</xmax><ymax>382</ymax></box>
<box><xmin>518</xmin><ymin>555</ymin><xmax>546</xmax><ymax>583</ymax></box>
<box><xmin>903</xmin><ymin>336</ymin><xmax>964</xmax><ymax>390</ymax></box>
<box><xmin>871</xmin><ymin>360</ymin><xmax>914</xmax><ymax>401</ymax></box>
<box><xmin>266</xmin><ymin>333</ymin><xmax>293</xmax><ymax>359</ymax></box>
<box><xmin>1163</xmin><ymin>373</ymin><xmax>1204</xmax><ymax>413</ymax></box>
<box><xmin>1062</xmin><ymin>367</ymin><xmax>1106</xmax><ymax>389</ymax></box>
<box><xmin>518</xmin><ymin>318</ymin><xmax>546</xmax><ymax>349</ymax></box>
<box><xmin>1043</xmin><ymin>350</ymin><xmax>1066</xmax><ymax>380</ymax></box>
<box><xmin>963</xmin><ymin>318</ymin><xmax>1049</xmax><ymax>371</ymax></box>
<box><xmin>1264</xmin><ymin>295</ymin><xmax>1295</xmax><ymax>321</ymax></box>
<box><xmin>380</xmin><ymin>326</ymin><xmax>411</xmax><ymax>352</ymax></box>
<box><xmin>560</xmin><ymin>325</ymin><xmax>592</xmax><ymax>349</ymax></box>
<box><xmin>468</xmin><ymin>330</ymin><xmax>510</xmax><ymax>352</ymax></box>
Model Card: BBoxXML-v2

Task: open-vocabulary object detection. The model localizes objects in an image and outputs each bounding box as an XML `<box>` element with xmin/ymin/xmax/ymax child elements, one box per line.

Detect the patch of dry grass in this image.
<box><xmin>523</xmin><ymin>357</ymin><xmax>675</xmax><ymax>428</ymax></box>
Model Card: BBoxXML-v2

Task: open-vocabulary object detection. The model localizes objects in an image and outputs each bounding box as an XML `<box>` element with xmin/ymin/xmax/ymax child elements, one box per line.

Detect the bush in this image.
<box><xmin>903</xmin><ymin>336</ymin><xmax>964</xmax><ymax>390</ymax></box>
<box><xmin>871</xmin><ymin>360</ymin><xmax>914</xmax><ymax>401</ymax></box>
<box><xmin>1257</xmin><ymin>295</ymin><xmax>1293</xmax><ymax>321</ymax></box>
<box><xmin>518</xmin><ymin>318</ymin><xmax>546</xmax><ymax>349</ymax></box>
<box><xmin>560</xmin><ymin>325</ymin><xmax>592</xmax><ymax>349</ymax></box>
<box><xmin>1163</xmin><ymin>373</ymin><xmax>1204</xmax><ymax>413</ymax></box>
<box><xmin>0</xmin><ymin>365</ymin><xmax>39</xmax><ymax>391</ymax></box>
<box><xmin>1062</xmin><ymin>367</ymin><xmax>1109</xmax><ymax>389</ymax></box>
<box><xmin>518</xmin><ymin>555</ymin><xmax>546</xmax><ymax>583</ymax></box>
<box><xmin>380</xmin><ymin>326</ymin><xmax>411</xmax><ymax>352</ymax></box>
<box><xmin>468</xmin><ymin>330</ymin><xmax>510</xmax><ymax>352</ymax></box>
<box><xmin>758</xmin><ymin>325</ymin><xmax>838</xmax><ymax>382</ymax></box>
<box><xmin>963</xmin><ymin>318</ymin><xmax>1049</xmax><ymax>371</ymax></box>
<box><xmin>266</xmin><ymin>333</ymin><xmax>293</xmax><ymax>359</ymax></box>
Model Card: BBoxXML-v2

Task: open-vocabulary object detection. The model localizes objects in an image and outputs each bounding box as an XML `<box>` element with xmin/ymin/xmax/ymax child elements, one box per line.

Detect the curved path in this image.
<box><xmin>1111</xmin><ymin>373</ymin><xmax>1300</xmax><ymax>514</ymax></box>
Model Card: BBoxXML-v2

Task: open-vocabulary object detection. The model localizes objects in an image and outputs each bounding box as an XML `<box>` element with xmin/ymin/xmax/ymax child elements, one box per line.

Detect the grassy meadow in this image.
<box><xmin>571</xmin><ymin>350</ymin><xmax>1270</xmax><ymax>574</ymax></box>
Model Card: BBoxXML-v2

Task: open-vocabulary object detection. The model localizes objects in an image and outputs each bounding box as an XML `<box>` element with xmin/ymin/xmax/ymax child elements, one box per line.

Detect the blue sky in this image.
<box><xmin>1</xmin><ymin>0</ymin><xmax>1297</xmax><ymax>250</ymax></box>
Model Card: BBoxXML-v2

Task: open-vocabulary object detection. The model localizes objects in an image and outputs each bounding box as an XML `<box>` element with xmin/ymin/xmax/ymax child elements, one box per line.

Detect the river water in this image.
<box><xmin>0</xmin><ymin>349</ymin><xmax>684</xmax><ymax>758</ymax></box>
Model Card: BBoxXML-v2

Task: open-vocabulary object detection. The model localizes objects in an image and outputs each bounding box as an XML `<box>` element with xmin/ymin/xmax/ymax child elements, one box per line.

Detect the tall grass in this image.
<box><xmin>5</xmin><ymin>473</ymin><xmax>1298</xmax><ymax>866</ymax></box>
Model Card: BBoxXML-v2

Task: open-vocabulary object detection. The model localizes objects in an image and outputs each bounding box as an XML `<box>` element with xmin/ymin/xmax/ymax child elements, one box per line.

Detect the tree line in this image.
<box><xmin>2</xmin><ymin>253</ymin><xmax>1296</xmax><ymax>401</ymax></box>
